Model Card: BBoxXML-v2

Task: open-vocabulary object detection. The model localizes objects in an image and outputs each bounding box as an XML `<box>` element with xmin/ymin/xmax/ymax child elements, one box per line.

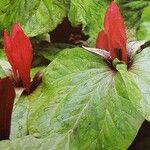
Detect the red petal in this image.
<box><xmin>11</xmin><ymin>23</ymin><xmax>23</xmax><ymax>39</ymax></box>
<box><xmin>3</xmin><ymin>31</ymin><xmax>17</xmax><ymax>78</ymax></box>
<box><xmin>0</xmin><ymin>77</ymin><xmax>15</xmax><ymax>140</ymax></box>
<box><xmin>104</xmin><ymin>1</ymin><xmax>127</xmax><ymax>62</ymax></box>
<box><xmin>96</xmin><ymin>30</ymin><xmax>109</xmax><ymax>51</ymax></box>
<box><xmin>11</xmin><ymin>24</ymin><xmax>32</xmax><ymax>92</ymax></box>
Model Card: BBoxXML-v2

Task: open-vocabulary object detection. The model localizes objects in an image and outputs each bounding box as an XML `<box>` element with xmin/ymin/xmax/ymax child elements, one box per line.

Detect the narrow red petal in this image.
<box><xmin>4</xmin><ymin>31</ymin><xmax>12</xmax><ymax>63</ymax></box>
<box><xmin>96</xmin><ymin>30</ymin><xmax>109</xmax><ymax>51</ymax></box>
<box><xmin>11</xmin><ymin>25</ymin><xmax>32</xmax><ymax>92</ymax></box>
<box><xmin>11</xmin><ymin>23</ymin><xmax>23</xmax><ymax>39</ymax></box>
<box><xmin>3</xmin><ymin>31</ymin><xmax>17</xmax><ymax>78</ymax></box>
<box><xmin>104</xmin><ymin>1</ymin><xmax>127</xmax><ymax>62</ymax></box>
<box><xmin>0</xmin><ymin>77</ymin><xmax>15</xmax><ymax>140</ymax></box>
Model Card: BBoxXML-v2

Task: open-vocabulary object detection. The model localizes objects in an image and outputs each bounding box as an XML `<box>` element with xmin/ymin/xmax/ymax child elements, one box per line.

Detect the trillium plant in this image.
<box><xmin>4</xmin><ymin>23</ymin><xmax>32</xmax><ymax>93</ymax></box>
<box><xmin>0</xmin><ymin>23</ymin><xmax>42</xmax><ymax>140</ymax></box>
<box><xmin>4</xmin><ymin>23</ymin><xmax>42</xmax><ymax>94</ymax></box>
<box><xmin>0</xmin><ymin>0</ymin><xmax>150</xmax><ymax>150</ymax></box>
<box><xmin>83</xmin><ymin>1</ymin><xmax>145</xmax><ymax>68</ymax></box>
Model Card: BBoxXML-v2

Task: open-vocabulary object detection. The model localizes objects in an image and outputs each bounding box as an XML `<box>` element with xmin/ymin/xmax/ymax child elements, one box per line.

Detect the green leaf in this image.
<box><xmin>0</xmin><ymin>0</ymin><xmax>70</xmax><ymax>36</ymax></box>
<box><xmin>137</xmin><ymin>5</ymin><xmax>150</xmax><ymax>41</ymax></box>
<box><xmin>0</xmin><ymin>49</ymin><xmax>6</xmax><ymax>60</ymax></box>
<box><xmin>10</xmin><ymin>65</ymin><xmax>45</xmax><ymax>139</ymax></box>
<box><xmin>10</xmin><ymin>95</ymin><xmax>29</xmax><ymax>139</ymax></box>
<box><xmin>38</xmin><ymin>43</ymin><xmax>75</xmax><ymax>61</ymax></box>
<box><xmin>129</xmin><ymin>47</ymin><xmax>150</xmax><ymax>121</ymax></box>
<box><xmin>0</xmin><ymin>65</ymin><xmax>6</xmax><ymax>78</ymax></box>
<box><xmin>0</xmin><ymin>48</ymin><xmax>145</xmax><ymax>149</ymax></box>
<box><xmin>25</xmin><ymin>48</ymin><xmax>143</xmax><ymax>149</ymax></box>
<box><xmin>0</xmin><ymin>134</ymin><xmax>70</xmax><ymax>150</ymax></box>
<box><xmin>0</xmin><ymin>60</ymin><xmax>11</xmax><ymax>77</ymax></box>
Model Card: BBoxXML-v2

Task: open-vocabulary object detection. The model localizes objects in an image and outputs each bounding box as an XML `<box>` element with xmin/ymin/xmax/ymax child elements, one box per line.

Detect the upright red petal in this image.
<box><xmin>96</xmin><ymin>1</ymin><xmax>127</xmax><ymax>63</ymax></box>
<box><xmin>11</xmin><ymin>23</ymin><xmax>24</xmax><ymax>40</ymax></box>
<box><xmin>0</xmin><ymin>77</ymin><xmax>15</xmax><ymax>140</ymax></box>
<box><xmin>4</xmin><ymin>31</ymin><xmax>17</xmax><ymax>78</ymax></box>
<box><xmin>96</xmin><ymin>30</ymin><xmax>109</xmax><ymax>51</ymax></box>
<box><xmin>11</xmin><ymin>23</ymin><xmax>33</xmax><ymax>92</ymax></box>
<box><xmin>4</xmin><ymin>23</ymin><xmax>33</xmax><ymax>93</ymax></box>
<box><xmin>104</xmin><ymin>1</ymin><xmax>127</xmax><ymax>62</ymax></box>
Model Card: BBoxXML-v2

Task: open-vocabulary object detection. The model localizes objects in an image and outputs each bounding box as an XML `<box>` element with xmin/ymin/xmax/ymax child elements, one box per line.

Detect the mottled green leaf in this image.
<box><xmin>26</xmin><ymin>48</ymin><xmax>143</xmax><ymax>149</ymax></box>
<box><xmin>0</xmin><ymin>134</ymin><xmax>69</xmax><ymax>150</ymax></box>
<box><xmin>0</xmin><ymin>65</ymin><xmax>6</xmax><ymax>78</ymax></box>
<box><xmin>0</xmin><ymin>48</ymin><xmax>147</xmax><ymax>149</ymax></box>
<box><xmin>0</xmin><ymin>60</ymin><xmax>11</xmax><ymax>77</ymax></box>
<box><xmin>129</xmin><ymin>47</ymin><xmax>150</xmax><ymax>121</ymax></box>
<box><xmin>0</xmin><ymin>49</ymin><xmax>6</xmax><ymax>60</ymax></box>
<box><xmin>10</xmin><ymin>95</ymin><xmax>29</xmax><ymax>139</ymax></box>
<box><xmin>38</xmin><ymin>43</ymin><xmax>74</xmax><ymax>61</ymax></box>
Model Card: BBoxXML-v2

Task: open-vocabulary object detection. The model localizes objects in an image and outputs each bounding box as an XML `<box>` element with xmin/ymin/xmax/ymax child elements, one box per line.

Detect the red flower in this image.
<box><xmin>4</xmin><ymin>23</ymin><xmax>33</xmax><ymax>92</ymax></box>
<box><xmin>0</xmin><ymin>77</ymin><xmax>15</xmax><ymax>140</ymax></box>
<box><xmin>96</xmin><ymin>1</ymin><xmax>127</xmax><ymax>63</ymax></box>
